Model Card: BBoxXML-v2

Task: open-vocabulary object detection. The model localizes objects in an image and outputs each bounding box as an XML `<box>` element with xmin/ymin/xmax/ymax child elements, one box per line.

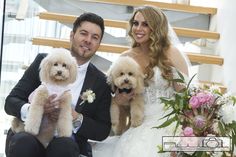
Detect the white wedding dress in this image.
<box><xmin>92</xmin><ymin>67</ymin><xmax>180</xmax><ymax>157</ymax></box>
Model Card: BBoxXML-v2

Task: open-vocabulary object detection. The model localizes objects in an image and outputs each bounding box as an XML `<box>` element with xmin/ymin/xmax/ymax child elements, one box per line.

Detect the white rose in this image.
<box><xmin>219</xmin><ymin>104</ymin><xmax>236</xmax><ymax>124</ymax></box>
<box><xmin>87</xmin><ymin>95</ymin><xmax>94</xmax><ymax>103</ymax></box>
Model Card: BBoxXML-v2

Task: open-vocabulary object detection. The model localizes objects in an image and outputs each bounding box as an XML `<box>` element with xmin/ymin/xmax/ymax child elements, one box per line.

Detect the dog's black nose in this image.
<box><xmin>57</xmin><ymin>71</ymin><xmax>62</xmax><ymax>75</ymax></box>
<box><xmin>124</xmin><ymin>79</ymin><xmax>129</xmax><ymax>83</ymax></box>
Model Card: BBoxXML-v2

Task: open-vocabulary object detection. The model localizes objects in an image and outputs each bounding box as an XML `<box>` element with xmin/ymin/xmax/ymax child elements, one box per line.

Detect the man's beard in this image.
<box><xmin>70</xmin><ymin>44</ymin><xmax>92</xmax><ymax>62</ymax></box>
<box><xmin>70</xmin><ymin>44</ymin><xmax>85</xmax><ymax>58</ymax></box>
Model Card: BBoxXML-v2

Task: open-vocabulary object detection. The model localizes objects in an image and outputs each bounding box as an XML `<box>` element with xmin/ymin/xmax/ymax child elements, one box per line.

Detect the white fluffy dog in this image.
<box><xmin>107</xmin><ymin>56</ymin><xmax>145</xmax><ymax>135</ymax></box>
<box><xmin>11</xmin><ymin>48</ymin><xmax>77</xmax><ymax>147</ymax></box>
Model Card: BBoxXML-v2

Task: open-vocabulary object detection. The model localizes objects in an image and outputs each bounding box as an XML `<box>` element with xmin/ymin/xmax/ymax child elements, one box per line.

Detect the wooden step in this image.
<box><xmin>38</xmin><ymin>12</ymin><xmax>220</xmax><ymax>40</ymax></box>
<box><xmin>199</xmin><ymin>80</ymin><xmax>227</xmax><ymax>93</ymax></box>
<box><xmin>80</xmin><ymin>0</ymin><xmax>217</xmax><ymax>15</ymax></box>
<box><xmin>31</xmin><ymin>37</ymin><xmax>223</xmax><ymax>66</ymax></box>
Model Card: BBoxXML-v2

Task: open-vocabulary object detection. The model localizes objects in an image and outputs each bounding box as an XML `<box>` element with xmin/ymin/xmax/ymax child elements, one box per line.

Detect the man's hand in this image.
<box><xmin>44</xmin><ymin>94</ymin><xmax>61</xmax><ymax>122</ymax></box>
<box><xmin>72</xmin><ymin>109</ymin><xmax>79</xmax><ymax>121</ymax></box>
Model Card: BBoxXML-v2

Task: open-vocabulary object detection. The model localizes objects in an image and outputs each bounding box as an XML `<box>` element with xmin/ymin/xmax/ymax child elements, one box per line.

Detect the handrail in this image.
<box><xmin>173</xmin><ymin>27</ymin><xmax>219</xmax><ymax>39</ymax></box>
<box><xmin>199</xmin><ymin>80</ymin><xmax>227</xmax><ymax>93</ymax></box>
<box><xmin>80</xmin><ymin>0</ymin><xmax>217</xmax><ymax>15</ymax></box>
<box><xmin>38</xmin><ymin>12</ymin><xmax>220</xmax><ymax>40</ymax></box>
<box><xmin>32</xmin><ymin>37</ymin><xmax>223</xmax><ymax>66</ymax></box>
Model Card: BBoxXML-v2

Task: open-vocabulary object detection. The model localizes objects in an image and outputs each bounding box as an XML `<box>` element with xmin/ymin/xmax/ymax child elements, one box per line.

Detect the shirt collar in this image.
<box><xmin>78</xmin><ymin>61</ymin><xmax>89</xmax><ymax>72</ymax></box>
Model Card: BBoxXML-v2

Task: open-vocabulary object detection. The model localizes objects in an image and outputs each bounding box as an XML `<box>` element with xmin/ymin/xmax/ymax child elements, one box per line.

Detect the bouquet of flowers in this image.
<box><xmin>155</xmin><ymin>72</ymin><xmax>236</xmax><ymax>157</ymax></box>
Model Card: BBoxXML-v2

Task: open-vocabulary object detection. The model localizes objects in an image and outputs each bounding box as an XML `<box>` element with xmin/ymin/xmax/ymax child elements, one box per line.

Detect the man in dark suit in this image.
<box><xmin>4</xmin><ymin>12</ymin><xmax>111</xmax><ymax>157</ymax></box>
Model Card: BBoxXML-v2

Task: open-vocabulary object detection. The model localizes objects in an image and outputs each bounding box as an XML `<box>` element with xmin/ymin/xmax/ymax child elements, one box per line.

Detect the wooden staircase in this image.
<box><xmin>32</xmin><ymin>37</ymin><xmax>223</xmax><ymax>66</ymax></box>
<box><xmin>80</xmin><ymin>0</ymin><xmax>217</xmax><ymax>14</ymax></box>
<box><xmin>31</xmin><ymin>0</ymin><xmax>226</xmax><ymax>92</ymax></box>
<box><xmin>38</xmin><ymin>12</ymin><xmax>220</xmax><ymax>40</ymax></box>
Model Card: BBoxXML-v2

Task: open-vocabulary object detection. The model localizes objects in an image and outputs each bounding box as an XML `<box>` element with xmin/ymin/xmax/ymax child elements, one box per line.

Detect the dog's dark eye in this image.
<box><xmin>54</xmin><ymin>63</ymin><xmax>58</xmax><ymax>66</ymax></box>
<box><xmin>120</xmin><ymin>72</ymin><xmax>124</xmax><ymax>76</ymax></box>
<box><xmin>62</xmin><ymin>63</ymin><xmax>67</xmax><ymax>68</ymax></box>
<box><xmin>128</xmin><ymin>72</ymin><xmax>133</xmax><ymax>76</ymax></box>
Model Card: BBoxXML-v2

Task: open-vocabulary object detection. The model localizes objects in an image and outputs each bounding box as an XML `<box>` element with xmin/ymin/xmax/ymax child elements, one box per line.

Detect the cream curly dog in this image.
<box><xmin>107</xmin><ymin>56</ymin><xmax>145</xmax><ymax>135</ymax></box>
<box><xmin>11</xmin><ymin>48</ymin><xmax>77</xmax><ymax>147</ymax></box>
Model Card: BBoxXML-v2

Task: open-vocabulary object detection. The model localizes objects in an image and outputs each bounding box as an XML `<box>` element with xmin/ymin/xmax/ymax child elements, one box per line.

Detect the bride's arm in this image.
<box><xmin>167</xmin><ymin>46</ymin><xmax>190</xmax><ymax>92</ymax></box>
<box><xmin>168</xmin><ymin>46</ymin><xmax>189</xmax><ymax>76</ymax></box>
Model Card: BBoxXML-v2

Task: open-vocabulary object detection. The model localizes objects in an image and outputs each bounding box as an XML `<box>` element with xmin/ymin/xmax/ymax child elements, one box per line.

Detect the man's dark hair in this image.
<box><xmin>73</xmin><ymin>12</ymin><xmax>105</xmax><ymax>40</ymax></box>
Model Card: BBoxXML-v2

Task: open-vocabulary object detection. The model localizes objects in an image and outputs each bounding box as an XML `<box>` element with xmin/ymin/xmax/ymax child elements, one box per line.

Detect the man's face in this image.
<box><xmin>70</xmin><ymin>21</ymin><xmax>102</xmax><ymax>64</ymax></box>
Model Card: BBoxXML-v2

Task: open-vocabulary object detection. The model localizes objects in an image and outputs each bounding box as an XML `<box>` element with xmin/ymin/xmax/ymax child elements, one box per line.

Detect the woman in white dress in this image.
<box><xmin>93</xmin><ymin>5</ymin><xmax>189</xmax><ymax>157</ymax></box>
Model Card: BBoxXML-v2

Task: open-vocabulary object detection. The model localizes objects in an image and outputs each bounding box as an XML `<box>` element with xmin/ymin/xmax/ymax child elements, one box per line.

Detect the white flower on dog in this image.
<box><xmin>79</xmin><ymin>89</ymin><xmax>96</xmax><ymax>105</ymax></box>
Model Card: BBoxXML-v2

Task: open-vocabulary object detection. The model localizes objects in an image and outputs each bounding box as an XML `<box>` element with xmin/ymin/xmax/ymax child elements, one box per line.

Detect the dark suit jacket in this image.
<box><xmin>4</xmin><ymin>53</ymin><xmax>112</xmax><ymax>156</ymax></box>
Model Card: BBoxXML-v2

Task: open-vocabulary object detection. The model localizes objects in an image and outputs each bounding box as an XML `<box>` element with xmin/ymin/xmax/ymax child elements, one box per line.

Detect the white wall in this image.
<box><xmin>215</xmin><ymin>0</ymin><xmax>236</xmax><ymax>94</ymax></box>
<box><xmin>0</xmin><ymin>0</ymin><xmax>3</xmax><ymax>57</ymax></box>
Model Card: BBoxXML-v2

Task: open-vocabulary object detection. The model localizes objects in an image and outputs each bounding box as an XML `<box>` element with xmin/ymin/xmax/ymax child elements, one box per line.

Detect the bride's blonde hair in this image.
<box><xmin>128</xmin><ymin>5</ymin><xmax>173</xmax><ymax>81</ymax></box>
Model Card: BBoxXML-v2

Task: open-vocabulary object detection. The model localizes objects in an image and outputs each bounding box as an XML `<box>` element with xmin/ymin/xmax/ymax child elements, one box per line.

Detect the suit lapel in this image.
<box><xmin>75</xmin><ymin>63</ymin><xmax>97</xmax><ymax>113</ymax></box>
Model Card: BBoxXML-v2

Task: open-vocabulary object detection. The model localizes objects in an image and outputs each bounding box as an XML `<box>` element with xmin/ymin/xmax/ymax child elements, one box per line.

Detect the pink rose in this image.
<box><xmin>189</xmin><ymin>96</ymin><xmax>200</xmax><ymax>109</ymax></box>
<box><xmin>183</xmin><ymin>127</ymin><xmax>194</xmax><ymax>136</ymax></box>
<box><xmin>196</xmin><ymin>92</ymin><xmax>207</xmax><ymax>104</ymax></box>
<box><xmin>196</xmin><ymin>92</ymin><xmax>215</xmax><ymax>105</ymax></box>
<box><xmin>205</xmin><ymin>93</ymin><xmax>215</xmax><ymax>105</ymax></box>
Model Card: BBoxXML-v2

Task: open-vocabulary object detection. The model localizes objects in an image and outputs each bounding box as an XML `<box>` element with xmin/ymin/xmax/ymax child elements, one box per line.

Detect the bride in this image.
<box><xmin>93</xmin><ymin>5</ymin><xmax>190</xmax><ymax>157</ymax></box>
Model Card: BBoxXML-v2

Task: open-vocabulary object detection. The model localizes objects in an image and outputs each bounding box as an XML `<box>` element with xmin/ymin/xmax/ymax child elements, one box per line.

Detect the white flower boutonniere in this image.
<box><xmin>79</xmin><ymin>89</ymin><xmax>96</xmax><ymax>105</ymax></box>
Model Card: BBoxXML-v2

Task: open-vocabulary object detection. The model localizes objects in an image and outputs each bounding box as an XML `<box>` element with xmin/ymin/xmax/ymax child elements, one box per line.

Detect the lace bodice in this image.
<box><xmin>143</xmin><ymin>67</ymin><xmax>176</xmax><ymax>119</ymax></box>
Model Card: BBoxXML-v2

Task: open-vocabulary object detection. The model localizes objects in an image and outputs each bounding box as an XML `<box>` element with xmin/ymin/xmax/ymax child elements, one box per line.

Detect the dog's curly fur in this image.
<box><xmin>107</xmin><ymin>56</ymin><xmax>145</xmax><ymax>135</ymax></box>
<box><xmin>11</xmin><ymin>48</ymin><xmax>77</xmax><ymax>147</ymax></box>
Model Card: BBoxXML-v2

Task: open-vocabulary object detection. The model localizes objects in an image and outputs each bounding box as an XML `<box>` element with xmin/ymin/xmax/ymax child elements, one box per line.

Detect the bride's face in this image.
<box><xmin>131</xmin><ymin>12</ymin><xmax>151</xmax><ymax>45</ymax></box>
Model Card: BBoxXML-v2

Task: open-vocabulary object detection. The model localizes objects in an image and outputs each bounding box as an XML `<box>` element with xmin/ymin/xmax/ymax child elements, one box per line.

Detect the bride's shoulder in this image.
<box><xmin>167</xmin><ymin>45</ymin><xmax>189</xmax><ymax>76</ymax></box>
<box><xmin>167</xmin><ymin>45</ymin><xmax>182</xmax><ymax>61</ymax></box>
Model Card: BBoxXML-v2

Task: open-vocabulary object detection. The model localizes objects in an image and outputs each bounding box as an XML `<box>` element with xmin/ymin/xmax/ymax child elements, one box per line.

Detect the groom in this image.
<box><xmin>4</xmin><ymin>12</ymin><xmax>111</xmax><ymax>157</ymax></box>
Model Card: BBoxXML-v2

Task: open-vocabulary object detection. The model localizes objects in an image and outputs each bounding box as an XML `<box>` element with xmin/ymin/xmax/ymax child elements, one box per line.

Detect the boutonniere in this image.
<box><xmin>79</xmin><ymin>89</ymin><xmax>96</xmax><ymax>105</ymax></box>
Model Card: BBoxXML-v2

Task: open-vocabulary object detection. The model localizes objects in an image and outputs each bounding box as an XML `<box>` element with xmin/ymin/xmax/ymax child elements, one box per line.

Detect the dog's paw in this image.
<box><xmin>112</xmin><ymin>123</ymin><xmax>122</xmax><ymax>135</ymax></box>
<box><xmin>57</xmin><ymin>118</ymin><xmax>73</xmax><ymax>137</ymax></box>
<box><xmin>112</xmin><ymin>122</ymin><xmax>118</xmax><ymax>129</ymax></box>
<box><xmin>57</xmin><ymin>128</ymin><xmax>72</xmax><ymax>137</ymax></box>
<box><xmin>36</xmin><ymin>86</ymin><xmax>48</xmax><ymax>98</ymax></box>
<box><xmin>131</xmin><ymin>117</ymin><xmax>143</xmax><ymax>127</ymax></box>
<box><xmin>24</xmin><ymin>125</ymin><xmax>39</xmax><ymax>136</ymax></box>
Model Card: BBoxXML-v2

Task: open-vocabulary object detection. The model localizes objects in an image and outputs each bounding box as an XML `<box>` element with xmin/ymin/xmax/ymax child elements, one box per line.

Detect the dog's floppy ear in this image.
<box><xmin>39</xmin><ymin>56</ymin><xmax>51</xmax><ymax>83</ymax></box>
<box><xmin>68</xmin><ymin>57</ymin><xmax>77</xmax><ymax>84</ymax></box>
<box><xmin>106</xmin><ymin>68</ymin><xmax>115</xmax><ymax>92</ymax></box>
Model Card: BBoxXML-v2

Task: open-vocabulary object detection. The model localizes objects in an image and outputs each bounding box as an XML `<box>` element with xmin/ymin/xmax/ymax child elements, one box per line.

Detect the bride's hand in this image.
<box><xmin>113</xmin><ymin>89</ymin><xmax>135</xmax><ymax>105</ymax></box>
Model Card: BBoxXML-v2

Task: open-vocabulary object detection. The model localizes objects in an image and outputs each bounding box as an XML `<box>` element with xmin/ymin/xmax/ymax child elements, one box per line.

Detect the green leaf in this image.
<box><xmin>173</xmin><ymin>120</ymin><xmax>180</xmax><ymax>136</ymax></box>
<box><xmin>177</xmin><ymin>70</ymin><xmax>185</xmax><ymax>80</ymax></box>
<box><xmin>158</xmin><ymin>110</ymin><xmax>176</xmax><ymax>120</ymax></box>
<box><xmin>178</xmin><ymin>97</ymin><xmax>184</xmax><ymax>110</ymax></box>
<box><xmin>232</xmin><ymin>131</ymin><xmax>236</xmax><ymax>145</ymax></box>
<box><xmin>195</xmin><ymin>151</ymin><xmax>204</xmax><ymax>157</ymax></box>
<box><xmin>231</xmin><ymin>121</ymin><xmax>236</xmax><ymax>130</ymax></box>
<box><xmin>218</xmin><ymin>121</ymin><xmax>225</xmax><ymax>135</ymax></box>
<box><xmin>159</xmin><ymin>97</ymin><xmax>173</xmax><ymax>105</ymax></box>
<box><xmin>231</xmin><ymin>96</ymin><xmax>236</xmax><ymax>105</ymax></box>
<box><xmin>171</xmin><ymin>78</ymin><xmax>185</xmax><ymax>83</ymax></box>
<box><xmin>154</xmin><ymin>115</ymin><xmax>177</xmax><ymax>129</ymax></box>
<box><xmin>157</xmin><ymin>145</ymin><xmax>164</xmax><ymax>153</ymax></box>
<box><xmin>186</xmin><ymin>73</ymin><xmax>197</xmax><ymax>89</ymax></box>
